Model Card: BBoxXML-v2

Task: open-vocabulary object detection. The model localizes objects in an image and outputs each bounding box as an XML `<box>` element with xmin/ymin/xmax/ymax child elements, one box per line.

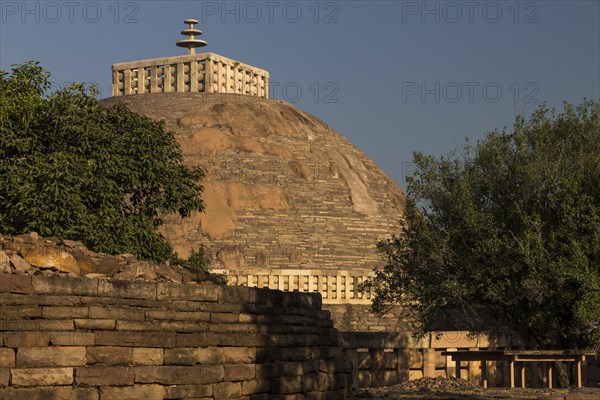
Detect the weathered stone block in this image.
<box><xmin>98</xmin><ymin>279</ymin><xmax>157</xmax><ymax>300</ymax></box>
<box><xmin>86</xmin><ymin>346</ymin><xmax>132</xmax><ymax>365</ymax></box>
<box><xmin>267</xmin><ymin>334</ymin><xmax>296</xmax><ymax>347</ymax></box>
<box><xmin>217</xmin><ymin>332</ymin><xmax>265</xmax><ymax>347</ymax></box>
<box><xmin>42</xmin><ymin>306</ymin><xmax>89</xmax><ymax>319</ymax></box>
<box><xmin>280</xmin><ymin>362</ymin><xmax>304</xmax><ymax>377</ymax></box>
<box><xmin>211</xmin><ymin>312</ymin><xmax>239</xmax><ymax>323</ymax></box>
<box><xmin>0</xmin><ymin>274</ymin><xmax>31</xmax><ymax>294</ymax></box>
<box><xmin>17</xmin><ymin>346</ymin><xmax>86</xmax><ymax>367</ymax></box>
<box><xmin>74</xmin><ymin>318</ymin><xmax>115</xmax><ymax>330</ymax></box>
<box><xmin>302</xmin><ymin>372</ymin><xmax>326</xmax><ymax>391</ymax></box>
<box><xmin>32</xmin><ymin>276</ymin><xmax>97</xmax><ymax>296</ymax></box>
<box><xmin>305</xmin><ymin>391</ymin><xmax>324</xmax><ymax>400</ymax></box>
<box><xmin>255</xmin><ymin>363</ymin><xmax>280</xmax><ymax>379</ymax></box>
<box><xmin>132</xmin><ymin>348</ymin><xmax>164</xmax><ymax>366</ymax></box>
<box><xmin>0</xmin><ymin>320</ymin><xmax>73</xmax><ymax>331</ymax></box>
<box><xmin>0</xmin><ymin>348</ymin><xmax>15</xmax><ymax>367</ymax></box>
<box><xmin>157</xmin><ymin>282</ymin><xmax>219</xmax><ymax>301</ymax></box>
<box><xmin>49</xmin><ymin>331</ymin><xmax>94</xmax><ymax>346</ymax></box>
<box><xmin>0</xmin><ymin>305</ymin><xmax>41</xmax><ymax>319</ymax></box>
<box><xmin>145</xmin><ymin>310</ymin><xmax>210</xmax><ymax>322</ymax></box>
<box><xmin>302</xmin><ymin>360</ymin><xmax>321</xmax><ymax>374</ymax></box>
<box><xmin>3</xmin><ymin>331</ymin><xmax>50</xmax><ymax>347</ymax></box>
<box><xmin>0</xmin><ymin>293</ymin><xmax>77</xmax><ymax>307</ymax></box>
<box><xmin>213</xmin><ymin>381</ymin><xmax>242</xmax><ymax>398</ymax></box>
<box><xmin>117</xmin><ymin>320</ymin><xmax>204</xmax><ymax>332</ymax></box>
<box><xmin>164</xmin><ymin>384</ymin><xmax>213</xmax><ymax>399</ymax></box>
<box><xmin>99</xmin><ymin>384</ymin><xmax>164</xmax><ymax>400</ymax></box>
<box><xmin>242</xmin><ymin>379</ymin><xmax>271</xmax><ymax>395</ymax></box>
<box><xmin>165</xmin><ymin>347</ymin><xmax>255</xmax><ymax>365</ymax></box>
<box><xmin>224</xmin><ymin>364</ymin><xmax>256</xmax><ymax>381</ymax></box>
<box><xmin>10</xmin><ymin>367</ymin><xmax>74</xmax><ymax>386</ymax></box>
<box><xmin>76</xmin><ymin>366</ymin><xmax>134</xmax><ymax>385</ymax></box>
<box><xmin>135</xmin><ymin>365</ymin><xmax>225</xmax><ymax>385</ymax></box>
<box><xmin>88</xmin><ymin>306</ymin><xmax>144</xmax><ymax>320</ymax></box>
<box><xmin>175</xmin><ymin>332</ymin><xmax>220</xmax><ymax>347</ymax></box>
<box><xmin>95</xmin><ymin>331</ymin><xmax>175</xmax><ymax>348</ymax></box>
<box><xmin>316</xmin><ymin>359</ymin><xmax>347</xmax><ymax>375</ymax></box>
<box><xmin>0</xmin><ymin>368</ymin><xmax>9</xmax><ymax>387</ymax></box>
<box><xmin>332</xmin><ymin>372</ymin><xmax>349</xmax><ymax>389</ymax></box>
<box><xmin>271</xmin><ymin>376</ymin><xmax>303</xmax><ymax>394</ymax></box>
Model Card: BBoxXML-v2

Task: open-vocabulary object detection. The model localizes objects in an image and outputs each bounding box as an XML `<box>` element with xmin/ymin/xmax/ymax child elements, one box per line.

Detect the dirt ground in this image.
<box><xmin>349</xmin><ymin>386</ymin><xmax>600</xmax><ymax>400</ymax></box>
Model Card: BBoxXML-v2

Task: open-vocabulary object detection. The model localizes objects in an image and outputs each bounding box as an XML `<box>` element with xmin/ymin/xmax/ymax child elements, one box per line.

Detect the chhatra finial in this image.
<box><xmin>176</xmin><ymin>18</ymin><xmax>207</xmax><ymax>55</ymax></box>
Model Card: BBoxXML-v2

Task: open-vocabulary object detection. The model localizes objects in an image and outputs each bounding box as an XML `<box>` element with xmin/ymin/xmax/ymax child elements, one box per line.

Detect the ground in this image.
<box><xmin>348</xmin><ymin>378</ymin><xmax>600</xmax><ymax>400</ymax></box>
<box><xmin>349</xmin><ymin>386</ymin><xmax>600</xmax><ymax>400</ymax></box>
<box><xmin>350</xmin><ymin>386</ymin><xmax>600</xmax><ymax>400</ymax></box>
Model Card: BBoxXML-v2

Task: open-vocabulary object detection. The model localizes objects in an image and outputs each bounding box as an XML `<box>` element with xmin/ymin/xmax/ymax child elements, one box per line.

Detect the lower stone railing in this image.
<box><xmin>342</xmin><ymin>331</ymin><xmax>600</xmax><ymax>389</ymax></box>
<box><xmin>217</xmin><ymin>269</ymin><xmax>374</xmax><ymax>305</ymax></box>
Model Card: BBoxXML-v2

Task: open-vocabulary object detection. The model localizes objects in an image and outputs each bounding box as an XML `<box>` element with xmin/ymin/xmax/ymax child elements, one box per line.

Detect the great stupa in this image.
<box><xmin>103</xmin><ymin>20</ymin><xmax>406</xmax><ymax>312</ymax></box>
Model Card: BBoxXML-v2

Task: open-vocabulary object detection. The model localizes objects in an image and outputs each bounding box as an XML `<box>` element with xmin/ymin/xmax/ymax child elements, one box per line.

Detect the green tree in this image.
<box><xmin>0</xmin><ymin>61</ymin><xmax>205</xmax><ymax>263</ymax></box>
<box><xmin>363</xmin><ymin>100</ymin><xmax>600</xmax><ymax>349</ymax></box>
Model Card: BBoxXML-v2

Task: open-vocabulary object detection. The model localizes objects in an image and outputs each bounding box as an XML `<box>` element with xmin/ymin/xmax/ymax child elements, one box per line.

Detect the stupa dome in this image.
<box><xmin>104</xmin><ymin>19</ymin><xmax>406</xmax><ymax>302</ymax></box>
<box><xmin>102</xmin><ymin>92</ymin><xmax>406</xmax><ymax>277</ymax></box>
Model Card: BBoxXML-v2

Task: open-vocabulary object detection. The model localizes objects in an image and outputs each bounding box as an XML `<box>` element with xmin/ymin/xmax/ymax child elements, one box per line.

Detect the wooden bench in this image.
<box><xmin>442</xmin><ymin>349</ymin><xmax>596</xmax><ymax>388</ymax></box>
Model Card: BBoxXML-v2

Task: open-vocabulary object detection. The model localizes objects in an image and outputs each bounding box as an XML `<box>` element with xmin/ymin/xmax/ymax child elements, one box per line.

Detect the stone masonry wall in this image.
<box><xmin>0</xmin><ymin>274</ymin><xmax>352</xmax><ymax>399</ymax></box>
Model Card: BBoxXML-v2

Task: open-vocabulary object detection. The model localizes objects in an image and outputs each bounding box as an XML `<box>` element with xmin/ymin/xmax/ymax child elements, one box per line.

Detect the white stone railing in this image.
<box><xmin>112</xmin><ymin>52</ymin><xmax>269</xmax><ymax>98</ymax></box>
<box><xmin>214</xmin><ymin>269</ymin><xmax>374</xmax><ymax>304</ymax></box>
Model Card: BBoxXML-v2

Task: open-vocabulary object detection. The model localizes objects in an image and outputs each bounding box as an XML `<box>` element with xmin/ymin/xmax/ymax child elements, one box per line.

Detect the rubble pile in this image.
<box><xmin>398</xmin><ymin>376</ymin><xmax>479</xmax><ymax>391</ymax></box>
<box><xmin>0</xmin><ymin>232</ymin><xmax>218</xmax><ymax>284</ymax></box>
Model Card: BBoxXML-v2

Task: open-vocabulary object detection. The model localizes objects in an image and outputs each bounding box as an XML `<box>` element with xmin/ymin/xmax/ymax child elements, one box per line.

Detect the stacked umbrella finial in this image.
<box><xmin>176</xmin><ymin>19</ymin><xmax>207</xmax><ymax>55</ymax></box>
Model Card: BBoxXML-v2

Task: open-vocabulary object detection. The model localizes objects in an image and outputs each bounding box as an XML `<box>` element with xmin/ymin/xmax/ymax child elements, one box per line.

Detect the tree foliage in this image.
<box><xmin>363</xmin><ymin>100</ymin><xmax>600</xmax><ymax>349</ymax></box>
<box><xmin>0</xmin><ymin>62</ymin><xmax>205</xmax><ymax>262</ymax></box>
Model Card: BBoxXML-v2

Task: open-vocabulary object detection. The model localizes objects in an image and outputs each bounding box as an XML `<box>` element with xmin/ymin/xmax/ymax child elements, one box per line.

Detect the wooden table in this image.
<box><xmin>442</xmin><ymin>349</ymin><xmax>596</xmax><ymax>388</ymax></box>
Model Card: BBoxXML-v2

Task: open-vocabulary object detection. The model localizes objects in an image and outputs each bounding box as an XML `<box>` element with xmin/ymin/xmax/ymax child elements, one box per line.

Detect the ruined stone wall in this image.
<box><xmin>0</xmin><ymin>274</ymin><xmax>352</xmax><ymax>399</ymax></box>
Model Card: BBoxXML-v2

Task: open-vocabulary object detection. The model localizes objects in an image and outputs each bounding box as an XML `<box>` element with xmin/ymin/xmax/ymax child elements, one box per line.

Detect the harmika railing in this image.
<box><xmin>214</xmin><ymin>269</ymin><xmax>374</xmax><ymax>305</ymax></box>
<box><xmin>112</xmin><ymin>52</ymin><xmax>270</xmax><ymax>98</ymax></box>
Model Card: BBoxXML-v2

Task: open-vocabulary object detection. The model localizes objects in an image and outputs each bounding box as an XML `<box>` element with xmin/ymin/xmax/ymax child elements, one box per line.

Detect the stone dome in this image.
<box><xmin>102</xmin><ymin>93</ymin><xmax>405</xmax><ymax>275</ymax></box>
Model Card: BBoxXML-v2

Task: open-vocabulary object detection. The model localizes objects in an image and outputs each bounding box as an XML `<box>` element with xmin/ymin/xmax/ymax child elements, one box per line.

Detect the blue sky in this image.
<box><xmin>1</xmin><ymin>1</ymin><xmax>599</xmax><ymax>189</ymax></box>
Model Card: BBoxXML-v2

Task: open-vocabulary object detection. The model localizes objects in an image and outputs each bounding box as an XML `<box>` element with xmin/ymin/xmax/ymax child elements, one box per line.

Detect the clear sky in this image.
<box><xmin>1</xmin><ymin>0</ymin><xmax>599</xmax><ymax>189</ymax></box>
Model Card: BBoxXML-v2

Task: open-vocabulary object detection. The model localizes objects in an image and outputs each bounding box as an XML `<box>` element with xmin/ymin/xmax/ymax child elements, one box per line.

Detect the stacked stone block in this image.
<box><xmin>0</xmin><ymin>274</ymin><xmax>352</xmax><ymax>399</ymax></box>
